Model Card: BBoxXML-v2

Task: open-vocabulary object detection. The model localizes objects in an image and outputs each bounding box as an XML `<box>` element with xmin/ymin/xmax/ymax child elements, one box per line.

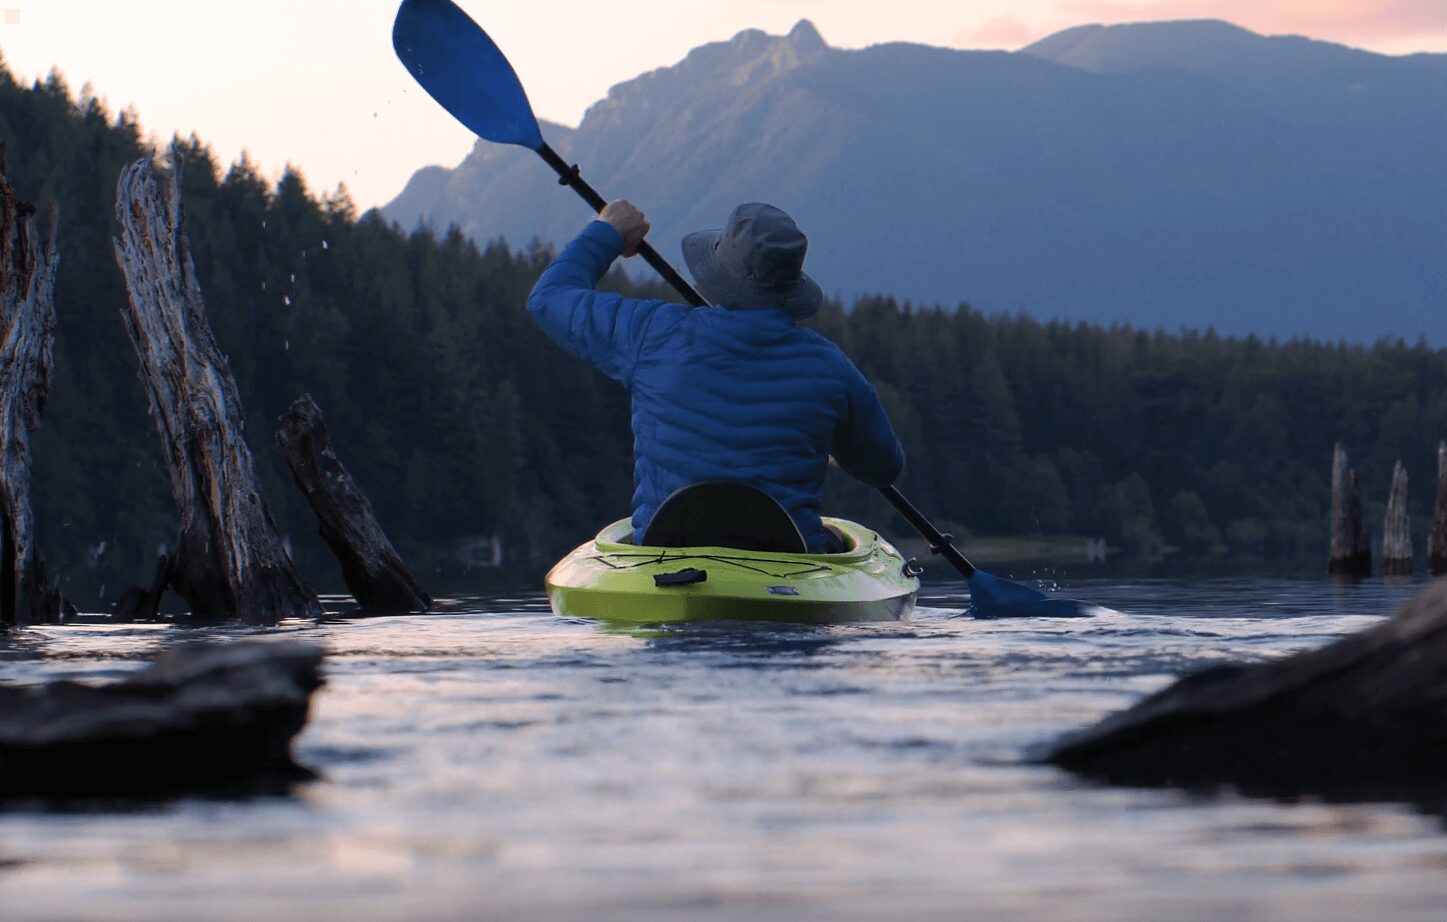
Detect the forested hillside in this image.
<box><xmin>3</xmin><ymin>62</ymin><xmax>1445</xmax><ymax>608</ymax></box>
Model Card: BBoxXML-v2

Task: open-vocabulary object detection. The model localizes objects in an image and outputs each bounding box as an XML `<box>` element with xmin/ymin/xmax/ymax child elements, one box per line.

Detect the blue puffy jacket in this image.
<box><xmin>527</xmin><ymin>221</ymin><xmax>904</xmax><ymax>552</ymax></box>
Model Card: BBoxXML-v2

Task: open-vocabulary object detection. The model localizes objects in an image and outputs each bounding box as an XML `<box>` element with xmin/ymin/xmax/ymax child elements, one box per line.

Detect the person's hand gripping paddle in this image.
<box><xmin>392</xmin><ymin>0</ymin><xmax>1090</xmax><ymax>617</ymax></box>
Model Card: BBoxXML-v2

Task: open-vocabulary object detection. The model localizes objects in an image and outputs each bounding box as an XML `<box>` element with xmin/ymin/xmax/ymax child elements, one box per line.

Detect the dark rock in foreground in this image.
<box><xmin>1048</xmin><ymin>581</ymin><xmax>1447</xmax><ymax>806</ymax></box>
<box><xmin>0</xmin><ymin>641</ymin><xmax>324</xmax><ymax>800</ymax></box>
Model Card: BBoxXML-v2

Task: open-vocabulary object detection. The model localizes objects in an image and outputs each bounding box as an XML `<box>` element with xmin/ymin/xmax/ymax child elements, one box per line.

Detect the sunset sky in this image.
<box><xmin>2</xmin><ymin>0</ymin><xmax>1444</xmax><ymax>209</ymax></box>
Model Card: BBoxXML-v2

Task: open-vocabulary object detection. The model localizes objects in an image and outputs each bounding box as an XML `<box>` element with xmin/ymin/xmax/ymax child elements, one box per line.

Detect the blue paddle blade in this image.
<box><xmin>392</xmin><ymin>0</ymin><xmax>545</xmax><ymax>150</ymax></box>
<box><xmin>968</xmin><ymin>569</ymin><xmax>1090</xmax><ymax>619</ymax></box>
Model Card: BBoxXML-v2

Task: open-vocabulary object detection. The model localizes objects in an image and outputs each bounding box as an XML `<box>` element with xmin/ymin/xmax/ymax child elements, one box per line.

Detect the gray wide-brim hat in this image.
<box><xmin>681</xmin><ymin>203</ymin><xmax>823</xmax><ymax>321</ymax></box>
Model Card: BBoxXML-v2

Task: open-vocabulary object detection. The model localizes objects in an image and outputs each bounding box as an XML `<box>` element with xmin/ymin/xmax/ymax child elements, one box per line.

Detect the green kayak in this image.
<box><xmin>545</xmin><ymin>517</ymin><xmax>920</xmax><ymax>624</ymax></box>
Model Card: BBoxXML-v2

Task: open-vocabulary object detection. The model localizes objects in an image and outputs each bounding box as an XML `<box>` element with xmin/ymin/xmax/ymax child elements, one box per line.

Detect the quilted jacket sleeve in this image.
<box><xmin>526</xmin><ymin>221</ymin><xmax>686</xmax><ymax>385</ymax></box>
<box><xmin>833</xmin><ymin>366</ymin><xmax>906</xmax><ymax>488</ymax></box>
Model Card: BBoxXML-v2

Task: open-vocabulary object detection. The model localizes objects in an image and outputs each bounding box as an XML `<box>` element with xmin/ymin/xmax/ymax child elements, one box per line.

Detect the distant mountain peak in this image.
<box><xmin>1024</xmin><ymin>18</ymin><xmax>1379</xmax><ymax>76</ymax></box>
<box><xmin>788</xmin><ymin>19</ymin><xmax>828</xmax><ymax>53</ymax></box>
<box><xmin>1036</xmin><ymin>18</ymin><xmax>1255</xmax><ymax>46</ymax></box>
<box><xmin>580</xmin><ymin>20</ymin><xmax>830</xmax><ymax>130</ymax></box>
<box><xmin>1025</xmin><ymin>19</ymin><xmax>1264</xmax><ymax>72</ymax></box>
<box><xmin>702</xmin><ymin>19</ymin><xmax>831</xmax><ymax>75</ymax></box>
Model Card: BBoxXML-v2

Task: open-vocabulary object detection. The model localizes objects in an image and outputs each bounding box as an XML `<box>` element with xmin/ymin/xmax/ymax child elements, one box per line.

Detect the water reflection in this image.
<box><xmin>631</xmin><ymin>620</ymin><xmax>865</xmax><ymax>663</ymax></box>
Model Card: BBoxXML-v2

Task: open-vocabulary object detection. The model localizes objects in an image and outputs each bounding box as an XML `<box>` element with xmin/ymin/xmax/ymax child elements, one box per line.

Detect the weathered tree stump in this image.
<box><xmin>1382</xmin><ymin>460</ymin><xmax>1412</xmax><ymax>575</ymax></box>
<box><xmin>1048</xmin><ymin>578</ymin><xmax>1447</xmax><ymax>807</ymax></box>
<box><xmin>112</xmin><ymin>156</ymin><xmax>319</xmax><ymax>625</ymax></box>
<box><xmin>1328</xmin><ymin>443</ymin><xmax>1371</xmax><ymax>577</ymax></box>
<box><xmin>0</xmin><ymin>152</ymin><xmax>70</xmax><ymax>626</ymax></box>
<box><xmin>276</xmin><ymin>394</ymin><xmax>432</xmax><ymax>614</ymax></box>
<box><xmin>0</xmin><ymin>640</ymin><xmax>324</xmax><ymax>799</ymax></box>
<box><xmin>1429</xmin><ymin>442</ymin><xmax>1447</xmax><ymax>577</ymax></box>
<box><xmin>111</xmin><ymin>553</ymin><xmax>170</xmax><ymax>622</ymax></box>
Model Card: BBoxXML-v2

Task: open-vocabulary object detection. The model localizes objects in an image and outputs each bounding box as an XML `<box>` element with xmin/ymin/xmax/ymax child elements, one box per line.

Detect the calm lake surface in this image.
<box><xmin>3</xmin><ymin>577</ymin><xmax>1446</xmax><ymax>921</ymax></box>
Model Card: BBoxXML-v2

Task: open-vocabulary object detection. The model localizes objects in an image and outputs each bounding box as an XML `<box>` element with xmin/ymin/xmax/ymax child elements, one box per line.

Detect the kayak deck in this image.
<box><xmin>546</xmin><ymin>518</ymin><xmax>919</xmax><ymax>624</ymax></box>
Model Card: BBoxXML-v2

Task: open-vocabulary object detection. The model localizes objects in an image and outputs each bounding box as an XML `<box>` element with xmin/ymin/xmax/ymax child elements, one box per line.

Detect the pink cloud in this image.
<box><xmin>955</xmin><ymin>15</ymin><xmax>1040</xmax><ymax>49</ymax></box>
<box><xmin>1058</xmin><ymin>0</ymin><xmax>1447</xmax><ymax>41</ymax></box>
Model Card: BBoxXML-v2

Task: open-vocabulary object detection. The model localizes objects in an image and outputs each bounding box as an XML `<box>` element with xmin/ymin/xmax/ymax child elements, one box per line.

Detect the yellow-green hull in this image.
<box><xmin>545</xmin><ymin>518</ymin><xmax>919</xmax><ymax>624</ymax></box>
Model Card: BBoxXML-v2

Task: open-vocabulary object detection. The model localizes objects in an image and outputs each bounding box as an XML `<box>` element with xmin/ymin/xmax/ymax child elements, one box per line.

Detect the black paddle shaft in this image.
<box><xmin>879</xmin><ymin>485</ymin><xmax>977</xmax><ymax>579</ymax></box>
<box><xmin>537</xmin><ymin>143</ymin><xmax>707</xmax><ymax>307</ymax></box>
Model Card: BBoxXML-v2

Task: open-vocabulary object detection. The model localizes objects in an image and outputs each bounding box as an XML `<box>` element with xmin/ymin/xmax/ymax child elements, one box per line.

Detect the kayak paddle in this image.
<box><xmin>391</xmin><ymin>0</ymin><xmax>1090</xmax><ymax>618</ymax></box>
<box><xmin>391</xmin><ymin>0</ymin><xmax>703</xmax><ymax>306</ymax></box>
<box><xmin>879</xmin><ymin>485</ymin><xmax>1087</xmax><ymax>617</ymax></box>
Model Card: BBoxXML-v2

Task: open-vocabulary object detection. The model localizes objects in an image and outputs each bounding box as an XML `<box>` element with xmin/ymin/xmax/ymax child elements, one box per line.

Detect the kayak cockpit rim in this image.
<box><xmin>590</xmin><ymin>517</ymin><xmax>892</xmax><ymax>564</ymax></box>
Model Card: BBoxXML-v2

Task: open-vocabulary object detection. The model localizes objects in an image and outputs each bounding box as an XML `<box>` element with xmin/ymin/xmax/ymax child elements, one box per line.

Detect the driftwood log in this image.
<box><xmin>1381</xmin><ymin>460</ymin><xmax>1412</xmax><ymax>575</ymax></box>
<box><xmin>1430</xmin><ymin>442</ymin><xmax>1447</xmax><ymax>577</ymax></box>
<box><xmin>0</xmin><ymin>152</ymin><xmax>69</xmax><ymax>626</ymax></box>
<box><xmin>1048</xmin><ymin>579</ymin><xmax>1447</xmax><ymax>808</ymax></box>
<box><xmin>276</xmin><ymin>394</ymin><xmax>431</xmax><ymax>614</ymax></box>
<box><xmin>112</xmin><ymin>156</ymin><xmax>319</xmax><ymax>625</ymax></box>
<box><xmin>1328</xmin><ymin>443</ymin><xmax>1371</xmax><ymax>577</ymax></box>
<box><xmin>0</xmin><ymin>640</ymin><xmax>323</xmax><ymax>799</ymax></box>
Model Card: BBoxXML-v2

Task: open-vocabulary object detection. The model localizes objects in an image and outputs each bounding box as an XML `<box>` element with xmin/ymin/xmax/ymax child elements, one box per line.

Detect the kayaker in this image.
<box><xmin>527</xmin><ymin>200</ymin><xmax>904</xmax><ymax>553</ymax></box>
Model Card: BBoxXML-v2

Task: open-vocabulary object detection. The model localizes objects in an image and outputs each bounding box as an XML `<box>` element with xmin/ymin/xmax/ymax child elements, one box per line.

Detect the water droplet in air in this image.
<box><xmin>283</xmin><ymin>296</ymin><xmax>291</xmax><ymax>306</ymax></box>
<box><xmin>322</xmin><ymin>240</ymin><xmax>329</xmax><ymax>250</ymax></box>
<box><xmin>289</xmin><ymin>273</ymin><xmax>296</xmax><ymax>284</ymax></box>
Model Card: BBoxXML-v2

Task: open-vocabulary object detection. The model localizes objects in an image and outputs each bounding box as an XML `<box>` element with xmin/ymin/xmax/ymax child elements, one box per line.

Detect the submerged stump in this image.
<box><xmin>0</xmin><ymin>152</ymin><xmax>69</xmax><ymax>626</ymax></box>
<box><xmin>0</xmin><ymin>640</ymin><xmax>324</xmax><ymax>799</ymax></box>
<box><xmin>1047</xmin><ymin>579</ymin><xmax>1447</xmax><ymax>807</ymax></box>
<box><xmin>112</xmin><ymin>156</ymin><xmax>319</xmax><ymax>625</ymax></box>
<box><xmin>1382</xmin><ymin>460</ymin><xmax>1412</xmax><ymax>576</ymax></box>
<box><xmin>276</xmin><ymin>394</ymin><xmax>432</xmax><ymax>614</ymax></box>
<box><xmin>1328</xmin><ymin>443</ymin><xmax>1371</xmax><ymax>578</ymax></box>
<box><xmin>1430</xmin><ymin>442</ymin><xmax>1447</xmax><ymax>577</ymax></box>
<box><xmin>111</xmin><ymin>553</ymin><xmax>170</xmax><ymax>623</ymax></box>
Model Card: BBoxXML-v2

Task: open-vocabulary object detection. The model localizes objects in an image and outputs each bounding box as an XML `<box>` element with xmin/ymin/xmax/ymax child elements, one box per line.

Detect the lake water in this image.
<box><xmin>3</xmin><ymin>577</ymin><xmax>1446</xmax><ymax>921</ymax></box>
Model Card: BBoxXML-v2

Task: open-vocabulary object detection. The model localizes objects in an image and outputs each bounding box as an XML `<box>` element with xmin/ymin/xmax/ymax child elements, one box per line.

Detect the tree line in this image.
<box><xmin>4</xmin><ymin>62</ymin><xmax>1443</xmax><ymax>606</ymax></box>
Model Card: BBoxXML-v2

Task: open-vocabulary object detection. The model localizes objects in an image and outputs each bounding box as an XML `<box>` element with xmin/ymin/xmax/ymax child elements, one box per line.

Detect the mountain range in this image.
<box><xmin>383</xmin><ymin>19</ymin><xmax>1447</xmax><ymax>343</ymax></box>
